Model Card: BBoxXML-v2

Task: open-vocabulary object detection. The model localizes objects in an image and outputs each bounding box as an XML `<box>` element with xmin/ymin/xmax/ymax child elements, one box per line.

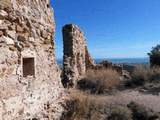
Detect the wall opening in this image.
<box><xmin>23</xmin><ymin>57</ymin><xmax>35</xmax><ymax>77</ymax></box>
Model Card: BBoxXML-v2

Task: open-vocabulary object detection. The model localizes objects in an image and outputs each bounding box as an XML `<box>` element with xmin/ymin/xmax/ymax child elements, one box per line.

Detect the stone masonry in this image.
<box><xmin>85</xmin><ymin>46</ymin><xmax>95</xmax><ymax>69</ymax></box>
<box><xmin>0</xmin><ymin>0</ymin><xmax>65</xmax><ymax>119</ymax></box>
<box><xmin>62</xmin><ymin>24</ymin><xmax>86</xmax><ymax>88</ymax></box>
<box><xmin>62</xmin><ymin>24</ymin><xmax>123</xmax><ymax>88</ymax></box>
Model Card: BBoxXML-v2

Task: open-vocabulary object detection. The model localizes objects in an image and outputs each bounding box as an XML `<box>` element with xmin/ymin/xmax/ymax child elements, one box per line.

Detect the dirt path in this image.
<box><xmin>101</xmin><ymin>90</ymin><xmax>160</xmax><ymax>112</ymax></box>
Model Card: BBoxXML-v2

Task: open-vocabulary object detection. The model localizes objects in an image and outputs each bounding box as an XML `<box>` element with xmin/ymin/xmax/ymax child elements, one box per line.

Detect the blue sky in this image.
<box><xmin>51</xmin><ymin>0</ymin><xmax>160</xmax><ymax>59</ymax></box>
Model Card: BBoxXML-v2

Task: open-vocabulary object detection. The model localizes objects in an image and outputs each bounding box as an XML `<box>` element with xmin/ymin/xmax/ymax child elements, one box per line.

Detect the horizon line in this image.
<box><xmin>56</xmin><ymin>57</ymin><xmax>149</xmax><ymax>60</ymax></box>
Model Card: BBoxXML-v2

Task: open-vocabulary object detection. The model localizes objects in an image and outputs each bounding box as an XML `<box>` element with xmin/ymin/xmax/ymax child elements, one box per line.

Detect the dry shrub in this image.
<box><xmin>107</xmin><ymin>106</ymin><xmax>132</xmax><ymax>120</ymax></box>
<box><xmin>63</xmin><ymin>90</ymin><xmax>133</xmax><ymax>120</ymax></box>
<box><xmin>71</xmin><ymin>91</ymin><xmax>91</xmax><ymax>119</ymax></box>
<box><xmin>77</xmin><ymin>69</ymin><xmax>120</xmax><ymax>94</ymax></box>
<box><xmin>127</xmin><ymin>102</ymin><xmax>160</xmax><ymax>120</ymax></box>
<box><xmin>126</xmin><ymin>65</ymin><xmax>160</xmax><ymax>87</ymax></box>
<box><xmin>69</xmin><ymin>90</ymin><xmax>105</xmax><ymax>120</ymax></box>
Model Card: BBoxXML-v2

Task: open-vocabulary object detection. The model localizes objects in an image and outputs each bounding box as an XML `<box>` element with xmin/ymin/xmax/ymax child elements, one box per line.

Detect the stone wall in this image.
<box><xmin>0</xmin><ymin>0</ymin><xmax>65</xmax><ymax>119</ymax></box>
<box><xmin>85</xmin><ymin>46</ymin><xmax>95</xmax><ymax>69</ymax></box>
<box><xmin>62</xmin><ymin>24</ymin><xmax>86</xmax><ymax>88</ymax></box>
<box><xmin>62</xmin><ymin>24</ymin><xmax>123</xmax><ymax>88</ymax></box>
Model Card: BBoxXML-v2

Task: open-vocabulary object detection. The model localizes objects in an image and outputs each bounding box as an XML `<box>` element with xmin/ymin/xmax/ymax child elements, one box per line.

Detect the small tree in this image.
<box><xmin>148</xmin><ymin>44</ymin><xmax>160</xmax><ymax>67</ymax></box>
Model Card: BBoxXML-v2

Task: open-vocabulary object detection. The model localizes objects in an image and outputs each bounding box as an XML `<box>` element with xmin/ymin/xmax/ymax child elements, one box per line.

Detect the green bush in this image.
<box><xmin>148</xmin><ymin>44</ymin><xmax>160</xmax><ymax>67</ymax></box>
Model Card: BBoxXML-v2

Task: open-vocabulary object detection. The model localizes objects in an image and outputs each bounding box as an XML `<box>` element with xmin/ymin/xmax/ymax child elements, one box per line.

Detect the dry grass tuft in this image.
<box><xmin>69</xmin><ymin>90</ymin><xmax>104</xmax><ymax>120</ymax></box>
<box><xmin>77</xmin><ymin>69</ymin><xmax>120</xmax><ymax>94</ymax></box>
<box><xmin>71</xmin><ymin>91</ymin><xmax>91</xmax><ymax>119</ymax></box>
<box><xmin>61</xmin><ymin>89</ymin><xmax>160</xmax><ymax>120</ymax></box>
<box><xmin>126</xmin><ymin>65</ymin><xmax>160</xmax><ymax>87</ymax></box>
<box><xmin>108</xmin><ymin>105</ymin><xmax>132</xmax><ymax>120</ymax></box>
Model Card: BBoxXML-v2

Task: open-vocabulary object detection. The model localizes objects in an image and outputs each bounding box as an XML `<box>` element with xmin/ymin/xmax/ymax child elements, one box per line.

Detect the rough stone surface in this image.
<box><xmin>62</xmin><ymin>24</ymin><xmax>124</xmax><ymax>88</ymax></box>
<box><xmin>85</xmin><ymin>46</ymin><xmax>95</xmax><ymax>69</ymax></box>
<box><xmin>62</xmin><ymin>24</ymin><xmax>86</xmax><ymax>88</ymax></box>
<box><xmin>0</xmin><ymin>0</ymin><xmax>65</xmax><ymax>119</ymax></box>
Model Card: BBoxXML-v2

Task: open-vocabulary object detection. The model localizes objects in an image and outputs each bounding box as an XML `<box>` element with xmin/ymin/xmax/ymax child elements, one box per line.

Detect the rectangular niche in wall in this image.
<box><xmin>23</xmin><ymin>57</ymin><xmax>35</xmax><ymax>77</ymax></box>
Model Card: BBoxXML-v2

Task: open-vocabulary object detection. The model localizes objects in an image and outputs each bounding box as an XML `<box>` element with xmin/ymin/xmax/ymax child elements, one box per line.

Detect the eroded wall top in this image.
<box><xmin>0</xmin><ymin>0</ymin><xmax>54</xmax><ymax>26</ymax></box>
<box><xmin>62</xmin><ymin>24</ymin><xmax>86</xmax><ymax>88</ymax></box>
<box><xmin>0</xmin><ymin>0</ymin><xmax>65</xmax><ymax>119</ymax></box>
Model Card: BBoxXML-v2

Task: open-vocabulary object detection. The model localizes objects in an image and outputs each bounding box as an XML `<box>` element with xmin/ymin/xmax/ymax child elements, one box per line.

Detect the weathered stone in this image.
<box><xmin>23</xmin><ymin>42</ymin><xmax>30</xmax><ymax>47</ymax></box>
<box><xmin>0</xmin><ymin>31</ymin><xmax>3</xmax><ymax>37</ymax></box>
<box><xmin>17</xmin><ymin>35</ymin><xmax>26</xmax><ymax>42</ymax></box>
<box><xmin>0</xmin><ymin>36</ymin><xmax>5</xmax><ymax>43</ymax></box>
<box><xmin>29</xmin><ymin>37</ymin><xmax>35</xmax><ymax>42</ymax></box>
<box><xmin>0</xmin><ymin>10</ymin><xmax>8</xmax><ymax>19</ymax></box>
<box><xmin>85</xmin><ymin>46</ymin><xmax>95</xmax><ymax>68</ymax></box>
<box><xmin>8</xmin><ymin>24</ymin><xmax>15</xmax><ymax>30</ymax></box>
<box><xmin>15</xmin><ymin>42</ymin><xmax>23</xmax><ymax>51</ymax></box>
<box><xmin>41</xmin><ymin>29</ymin><xmax>48</xmax><ymax>39</ymax></box>
<box><xmin>16</xmin><ymin>25</ymin><xmax>23</xmax><ymax>32</ymax></box>
<box><xmin>2</xmin><ymin>36</ymin><xmax>14</xmax><ymax>45</ymax></box>
<box><xmin>44</xmin><ymin>39</ymin><xmax>51</xmax><ymax>44</ymax></box>
<box><xmin>0</xmin><ymin>0</ymin><xmax>65</xmax><ymax>119</ymax></box>
<box><xmin>4</xmin><ymin>20</ymin><xmax>11</xmax><ymax>26</ymax></box>
<box><xmin>0</xmin><ymin>20</ymin><xmax>3</xmax><ymax>24</ymax></box>
<box><xmin>30</xmin><ymin>29</ymin><xmax>37</xmax><ymax>38</ymax></box>
<box><xmin>62</xmin><ymin>24</ymin><xmax>86</xmax><ymax>88</ymax></box>
<box><xmin>62</xmin><ymin>24</ymin><xmax>123</xmax><ymax>88</ymax></box>
<box><xmin>0</xmin><ymin>24</ymin><xmax>8</xmax><ymax>30</ymax></box>
<box><xmin>9</xmin><ymin>45</ymin><xmax>17</xmax><ymax>51</ymax></box>
<box><xmin>7</xmin><ymin>30</ymin><xmax>16</xmax><ymax>39</ymax></box>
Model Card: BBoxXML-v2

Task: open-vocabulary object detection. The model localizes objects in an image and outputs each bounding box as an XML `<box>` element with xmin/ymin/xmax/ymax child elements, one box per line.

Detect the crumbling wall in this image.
<box><xmin>0</xmin><ymin>0</ymin><xmax>65</xmax><ymax>119</ymax></box>
<box><xmin>62</xmin><ymin>24</ymin><xmax>123</xmax><ymax>88</ymax></box>
<box><xmin>85</xmin><ymin>46</ymin><xmax>95</xmax><ymax>69</ymax></box>
<box><xmin>62</xmin><ymin>24</ymin><xmax>86</xmax><ymax>88</ymax></box>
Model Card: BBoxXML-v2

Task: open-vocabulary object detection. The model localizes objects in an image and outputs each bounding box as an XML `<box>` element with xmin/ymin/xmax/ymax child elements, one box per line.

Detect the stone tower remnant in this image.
<box><xmin>62</xmin><ymin>24</ymin><xmax>87</xmax><ymax>88</ymax></box>
<box><xmin>0</xmin><ymin>0</ymin><xmax>65</xmax><ymax>119</ymax></box>
<box><xmin>62</xmin><ymin>24</ymin><xmax>123</xmax><ymax>88</ymax></box>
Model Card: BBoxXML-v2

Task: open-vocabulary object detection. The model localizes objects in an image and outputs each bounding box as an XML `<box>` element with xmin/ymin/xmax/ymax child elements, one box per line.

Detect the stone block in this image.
<box><xmin>8</xmin><ymin>24</ymin><xmax>15</xmax><ymax>30</ymax></box>
<box><xmin>0</xmin><ymin>31</ymin><xmax>3</xmax><ymax>37</ymax></box>
<box><xmin>0</xmin><ymin>10</ymin><xmax>8</xmax><ymax>19</ymax></box>
<box><xmin>17</xmin><ymin>35</ymin><xmax>26</xmax><ymax>42</ymax></box>
<box><xmin>7</xmin><ymin>30</ymin><xmax>16</xmax><ymax>39</ymax></box>
<box><xmin>9</xmin><ymin>45</ymin><xmax>17</xmax><ymax>51</ymax></box>
<box><xmin>0</xmin><ymin>24</ymin><xmax>8</xmax><ymax>30</ymax></box>
<box><xmin>16</xmin><ymin>25</ymin><xmax>23</xmax><ymax>32</ymax></box>
<box><xmin>2</xmin><ymin>36</ymin><xmax>14</xmax><ymax>45</ymax></box>
<box><xmin>29</xmin><ymin>37</ymin><xmax>35</xmax><ymax>42</ymax></box>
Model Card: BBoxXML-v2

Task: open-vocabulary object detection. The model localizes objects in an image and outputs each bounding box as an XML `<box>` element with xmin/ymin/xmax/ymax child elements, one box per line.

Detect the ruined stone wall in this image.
<box><xmin>62</xmin><ymin>24</ymin><xmax>123</xmax><ymax>88</ymax></box>
<box><xmin>0</xmin><ymin>0</ymin><xmax>65</xmax><ymax>119</ymax></box>
<box><xmin>62</xmin><ymin>24</ymin><xmax>86</xmax><ymax>87</ymax></box>
<box><xmin>85</xmin><ymin>46</ymin><xmax>95</xmax><ymax>69</ymax></box>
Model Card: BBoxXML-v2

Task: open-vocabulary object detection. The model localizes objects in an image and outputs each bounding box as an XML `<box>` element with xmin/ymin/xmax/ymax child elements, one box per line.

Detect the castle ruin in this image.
<box><xmin>62</xmin><ymin>24</ymin><xmax>97</xmax><ymax>88</ymax></box>
<box><xmin>62</xmin><ymin>24</ymin><xmax>87</xmax><ymax>88</ymax></box>
<box><xmin>0</xmin><ymin>0</ymin><xmax>124</xmax><ymax>119</ymax></box>
<box><xmin>62</xmin><ymin>24</ymin><xmax>122</xmax><ymax>88</ymax></box>
<box><xmin>0</xmin><ymin>0</ymin><xmax>65</xmax><ymax>119</ymax></box>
